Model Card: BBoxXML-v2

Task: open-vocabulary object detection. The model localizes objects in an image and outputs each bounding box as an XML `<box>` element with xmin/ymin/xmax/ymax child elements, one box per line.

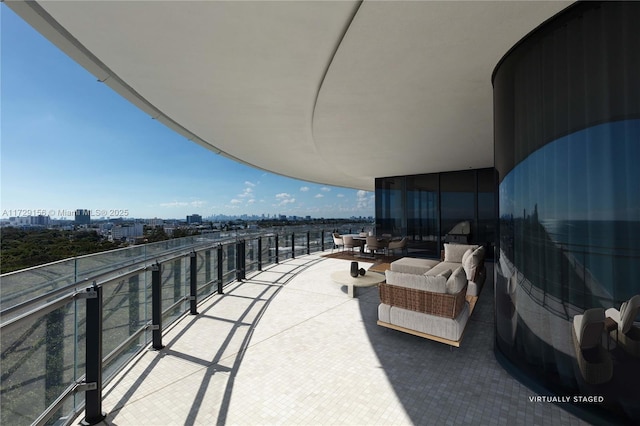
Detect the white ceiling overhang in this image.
<box><xmin>7</xmin><ymin>0</ymin><xmax>572</xmax><ymax>191</ymax></box>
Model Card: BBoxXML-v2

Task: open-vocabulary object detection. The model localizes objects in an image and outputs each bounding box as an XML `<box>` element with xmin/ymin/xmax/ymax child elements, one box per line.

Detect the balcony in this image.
<box><xmin>0</xmin><ymin>226</ymin><xmax>584</xmax><ymax>425</ymax></box>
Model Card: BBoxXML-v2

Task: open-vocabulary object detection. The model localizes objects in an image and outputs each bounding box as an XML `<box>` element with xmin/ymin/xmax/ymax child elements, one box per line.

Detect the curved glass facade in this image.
<box><xmin>493</xmin><ymin>2</ymin><xmax>640</xmax><ymax>422</ymax></box>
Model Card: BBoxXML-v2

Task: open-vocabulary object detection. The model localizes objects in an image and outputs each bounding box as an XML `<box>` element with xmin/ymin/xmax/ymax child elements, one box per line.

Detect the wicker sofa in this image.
<box><xmin>386</xmin><ymin>243</ymin><xmax>486</xmax><ymax>296</ymax></box>
<box><xmin>376</xmin><ymin>243</ymin><xmax>486</xmax><ymax>346</ymax></box>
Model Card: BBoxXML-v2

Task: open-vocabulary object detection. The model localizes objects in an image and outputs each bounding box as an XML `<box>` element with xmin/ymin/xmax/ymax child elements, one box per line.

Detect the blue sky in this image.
<box><xmin>0</xmin><ymin>6</ymin><xmax>374</xmax><ymax>220</ymax></box>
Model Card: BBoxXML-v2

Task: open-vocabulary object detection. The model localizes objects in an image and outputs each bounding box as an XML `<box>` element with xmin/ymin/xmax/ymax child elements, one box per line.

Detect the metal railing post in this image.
<box><xmin>151</xmin><ymin>263</ymin><xmax>164</xmax><ymax>350</ymax></box>
<box><xmin>307</xmin><ymin>231</ymin><xmax>311</xmax><ymax>255</ymax></box>
<box><xmin>275</xmin><ymin>235</ymin><xmax>279</xmax><ymax>264</ymax></box>
<box><xmin>83</xmin><ymin>283</ymin><xmax>106</xmax><ymax>424</ymax></box>
<box><xmin>236</xmin><ymin>240</ymin><xmax>245</xmax><ymax>281</ymax></box>
<box><xmin>291</xmin><ymin>232</ymin><xmax>295</xmax><ymax>259</ymax></box>
<box><xmin>321</xmin><ymin>230</ymin><xmax>325</xmax><ymax>251</ymax></box>
<box><xmin>241</xmin><ymin>240</ymin><xmax>246</xmax><ymax>279</ymax></box>
<box><xmin>258</xmin><ymin>237</ymin><xmax>263</xmax><ymax>271</ymax></box>
<box><xmin>217</xmin><ymin>244</ymin><xmax>224</xmax><ymax>294</ymax></box>
<box><xmin>189</xmin><ymin>252</ymin><xmax>198</xmax><ymax>315</ymax></box>
<box><xmin>241</xmin><ymin>240</ymin><xmax>245</xmax><ymax>280</ymax></box>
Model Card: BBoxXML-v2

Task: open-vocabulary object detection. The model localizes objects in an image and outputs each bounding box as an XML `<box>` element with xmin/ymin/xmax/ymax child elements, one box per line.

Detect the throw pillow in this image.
<box><xmin>461</xmin><ymin>248</ymin><xmax>474</xmax><ymax>267</ymax></box>
<box><xmin>463</xmin><ymin>251</ymin><xmax>476</xmax><ymax>280</ymax></box>
<box><xmin>446</xmin><ymin>266</ymin><xmax>467</xmax><ymax>294</ymax></box>
<box><xmin>463</xmin><ymin>247</ymin><xmax>486</xmax><ymax>281</ymax></box>
<box><xmin>437</xmin><ymin>269</ymin><xmax>453</xmax><ymax>279</ymax></box>
<box><xmin>619</xmin><ymin>301</ymin><xmax>633</xmax><ymax>334</ymax></box>
<box><xmin>473</xmin><ymin>245</ymin><xmax>486</xmax><ymax>260</ymax></box>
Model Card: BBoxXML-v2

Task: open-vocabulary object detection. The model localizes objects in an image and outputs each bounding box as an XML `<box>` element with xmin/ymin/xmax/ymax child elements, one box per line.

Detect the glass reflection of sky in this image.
<box><xmin>501</xmin><ymin>119</ymin><xmax>640</xmax><ymax>221</ymax></box>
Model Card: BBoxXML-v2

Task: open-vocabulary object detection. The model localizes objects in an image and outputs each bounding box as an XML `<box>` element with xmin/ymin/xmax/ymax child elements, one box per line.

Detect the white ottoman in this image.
<box><xmin>390</xmin><ymin>257</ymin><xmax>440</xmax><ymax>275</ymax></box>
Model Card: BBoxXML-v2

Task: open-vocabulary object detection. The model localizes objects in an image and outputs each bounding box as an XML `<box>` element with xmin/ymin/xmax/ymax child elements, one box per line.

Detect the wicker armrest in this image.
<box><xmin>379</xmin><ymin>282</ymin><xmax>467</xmax><ymax>318</ymax></box>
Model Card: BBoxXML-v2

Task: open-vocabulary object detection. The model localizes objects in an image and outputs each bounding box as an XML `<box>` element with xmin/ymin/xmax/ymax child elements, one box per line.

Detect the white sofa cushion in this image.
<box><xmin>444</xmin><ymin>243</ymin><xmax>479</xmax><ymax>263</ymax></box>
<box><xmin>385</xmin><ymin>302</ymin><xmax>470</xmax><ymax>342</ymax></box>
<box><xmin>390</xmin><ymin>257</ymin><xmax>439</xmax><ymax>275</ymax></box>
<box><xmin>385</xmin><ymin>270</ymin><xmax>447</xmax><ymax>293</ymax></box>
<box><xmin>466</xmin><ymin>281</ymin><xmax>481</xmax><ymax>297</ymax></box>
<box><xmin>446</xmin><ymin>266</ymin><xmax>467</xmax><ymax>294</ymax></box>
<box><xmin>378</xmin><ymin>303</ymin><xmax>391</xmax><ymax>323</ymax></box>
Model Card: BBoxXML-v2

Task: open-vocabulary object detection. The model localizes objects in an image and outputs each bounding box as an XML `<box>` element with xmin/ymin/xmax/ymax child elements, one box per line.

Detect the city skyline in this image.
<box><xmin>0</xmin><ymin>6</ymin><xmax>375</xmax><ymax>221</ymax></box>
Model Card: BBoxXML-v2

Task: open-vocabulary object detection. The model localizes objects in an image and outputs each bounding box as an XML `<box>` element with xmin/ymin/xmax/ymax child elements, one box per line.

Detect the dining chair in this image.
<box><xmin>342</xmin><ymin>235</ymin><xmax>362</xmax><ymax>254</ymax></box>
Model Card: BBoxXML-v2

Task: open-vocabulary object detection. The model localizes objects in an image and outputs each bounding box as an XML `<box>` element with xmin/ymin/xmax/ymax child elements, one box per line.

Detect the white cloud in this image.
<box><xmin>320</xmin><ymin>187</ymin><xmax>331</xmax><ymax>192</ymax></box>
<box><xmin>245</xmin><ymin>181</ymin><xmax>256</xmax><ymax>187</ymax></box>
<box><xmin>272</xmin><ymin>192</ymin><xmax>296</xmax><ymax>207</ymax></box>
<box><xmin>300</xmin><ymin>186</ymin><xmax>310</xmax><ymax>192</ymax></box>
<box><xmin>160</xmin><ymin>200</ymin><xmax>206</xmax><ymax>208</ymax></box>
<box><xmin>238</xmin><ymin>187</ymin><xmax>253</xmax><ymax>198</ymax></box>
<box><xmin>356</xmin><ymin>190</ymin><xmax>373</xmax><ymax>209</ymax></box>
<box><xmin>337</xmin><ymin>193</ymin><xmax>345</xmax><ymax>198</ymax></box>
<box><xmin>230</xmin><ymin>199</ymin><xmax>242</xmax><ymax>205</ymax></box>
<box><xmin>315</xmin><ymin>194</ymin><xmax>324</xmax><ymax>198</ymax></box>
<box><xmin>278</xmin><ymin>197</ymin><xmax>296</xmax><ymax>206</ymax></box>
<box><xmin>160</xmin><ymin>201</ymin><xmax>189</xmax><ymax>207</ymax></box>
<box><xmin>247</xmin><ymin>199</ymin><xmax>256</xmax><ymax>204</ymax></box>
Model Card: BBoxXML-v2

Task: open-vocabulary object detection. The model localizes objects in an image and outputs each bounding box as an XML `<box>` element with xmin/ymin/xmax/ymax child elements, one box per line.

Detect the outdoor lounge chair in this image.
<box><xmin>572</xmin><ymin>307</ymin><xmax>613</xmax><ymax>384</ymax></box>
<box><xmin>332</xmin><ymin>233</ymin><xmax>344</xmax><ymax>252</ymax></box>
<box><xmin>387</xmin><ymin>237</ymin><xmax>407</xmax><ymax>256</ymax></box>
<box><xmin>606</xmin><ymin>294</ymin><xmax>640</xmax><ymax>357</ymax></box>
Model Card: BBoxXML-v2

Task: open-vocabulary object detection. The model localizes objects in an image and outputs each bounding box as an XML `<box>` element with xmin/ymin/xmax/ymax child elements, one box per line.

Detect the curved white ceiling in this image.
<box><xmin>7</xmin><ymin>0</ymin><xmax>572</xmax><ymax>191</ymax></box>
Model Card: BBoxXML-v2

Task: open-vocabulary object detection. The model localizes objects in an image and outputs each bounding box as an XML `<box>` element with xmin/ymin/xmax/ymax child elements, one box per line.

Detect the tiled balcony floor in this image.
<box><xmin>83</xmin><ymin>252</ymin><xmax>587</xmax><ymax>425</ymax></box>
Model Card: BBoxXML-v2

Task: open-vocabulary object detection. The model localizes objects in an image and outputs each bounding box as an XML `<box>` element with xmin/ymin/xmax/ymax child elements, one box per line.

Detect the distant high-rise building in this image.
<box><xmin>31</xmin><ymin>215</ymin><xmax>50</xmax><ymax>227</ymax></box>
<box><xmin>147</xmin><ymin>218</ymin><xmax>164</xmax><ymax>227</ymax></box>
<box><xmin>186</xmin><ymin>214</ymin><xmax>202</xmax><ymax>224</ymax></box>
<box><xmin>111</xmin><ymin>223</ymin><xmax>144</xmax><ymax>241</ymax></box>
<box><xmin>75</xmin><ymin>209</ymin><xmax>91</xmax><ymax>226</ymax></box>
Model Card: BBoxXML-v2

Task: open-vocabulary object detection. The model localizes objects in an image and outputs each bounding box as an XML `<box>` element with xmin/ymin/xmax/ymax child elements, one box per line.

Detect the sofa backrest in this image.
<box><xmin>385</xmin><ymin>270</ymin><xmax>447</xmax><ymax>293</ymax></box>
<box><xmin>443</xmin><ymin>243</ymin><xmax>479</xmax><ymax>263</ymax></box>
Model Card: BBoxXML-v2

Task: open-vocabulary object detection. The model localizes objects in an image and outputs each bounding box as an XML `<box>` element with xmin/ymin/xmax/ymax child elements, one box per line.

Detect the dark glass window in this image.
<box><xmin>440</xmin><ymin>171</ymin><xmax>475</xmax><ymax>245</ymax></box>
<box><xmin>375</xmin><ymin>177</ymin><xmax>405</xmax><ymax>236</ymax></box>
<box><xmin>477</xmin><ymin>169</ymin><xmax>496</xmax><ymax>254</ymax></box>
<box><xmin>376</xmin><ymin>169</ymin><xmax>496</xmax><ymax>259</ymax></box>
<box><xmin>406</xmin><ymin>174</ymin><xmax>439</xmax><ymax>257</ymax></box>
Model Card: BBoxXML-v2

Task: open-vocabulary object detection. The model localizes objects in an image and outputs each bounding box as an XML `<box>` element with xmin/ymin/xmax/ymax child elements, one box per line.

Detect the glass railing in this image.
<box><xmin>0</xmin><ymin>224</ymin><xmax>367</xmax><ymax>426</ymax></box>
